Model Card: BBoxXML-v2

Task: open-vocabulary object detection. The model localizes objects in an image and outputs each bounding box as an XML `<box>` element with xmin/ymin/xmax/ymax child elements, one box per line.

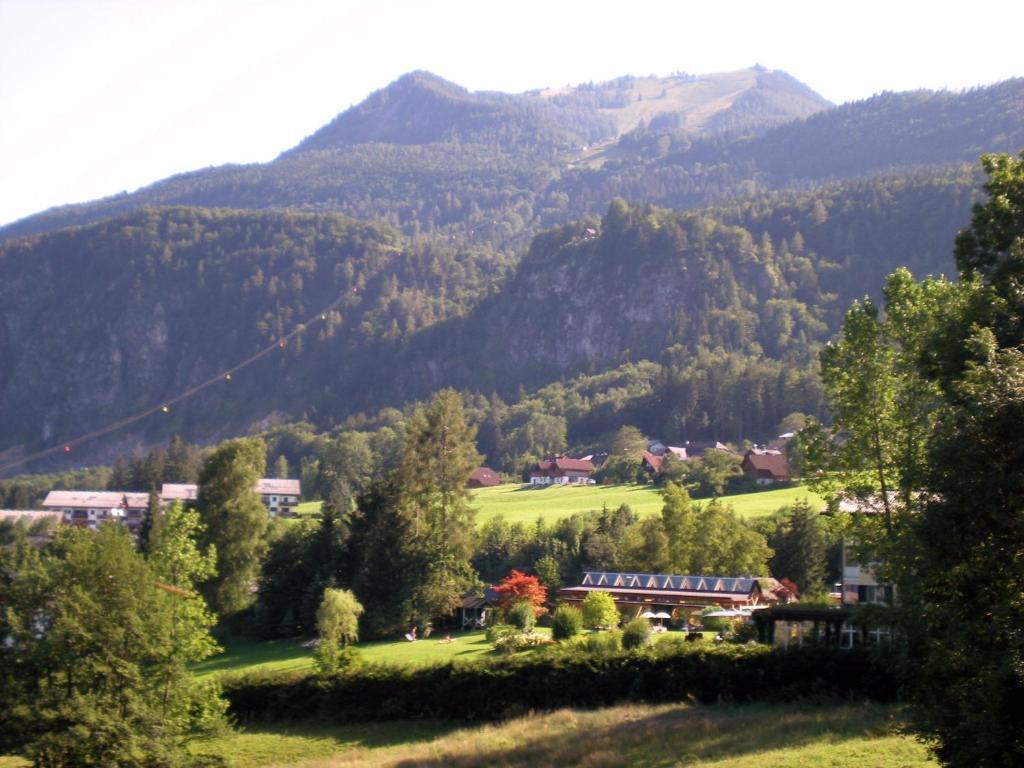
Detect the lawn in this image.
<box><xmin>472</xmin><ymin>483</ymin><xmax>825</xmax><ymax>526</ymax></box>
<box><xmin>193</xmin><ymin>629</ymin><xmax>549</xmax><ymax>679</ymax></box>
<box><xmin>180</xmin><ymin>702</ymin><xmax>935</xmax><ymax>767</ymax></box>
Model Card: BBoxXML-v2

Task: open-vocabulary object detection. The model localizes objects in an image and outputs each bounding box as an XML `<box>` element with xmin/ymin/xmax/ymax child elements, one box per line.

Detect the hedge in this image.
<box><xmin>222</xmin><ymin>643</ymin><xmax>898</xmax><ymax>723</ymax></box>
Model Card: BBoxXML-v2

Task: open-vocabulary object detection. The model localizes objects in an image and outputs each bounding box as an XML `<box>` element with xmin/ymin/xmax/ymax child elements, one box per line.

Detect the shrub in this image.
<box><xmin>700</xmin><ymin>606</ymin><xmax>730</xmax><ymax>633</ymax></box>
<box><xmin>485</xmin><ymin>624</ymin><xmax>518</xmax><ymax>645</ymax></box>
<box><xmin>622</xmin><ymin>618</ymin><xmax>651</xmax><ymax>650</ymax></box>
<box><xmin>580</xmin><ymin>629</ymin><xmax>622</xmax><ymax>654</ymax></box>
<box><xmin>551</xmin><ymin>605</ymin><xmax>584</xmax><ymax>640</ymax></box>
<box><xmin>505</xmin><ymin>600</ymin><xmax>537</xmax><ymax>632</ymax></box>
<box><xmin>494</xmin><ymin>631</ymin><xmax>551</xmax><ymax>654</ymax></box>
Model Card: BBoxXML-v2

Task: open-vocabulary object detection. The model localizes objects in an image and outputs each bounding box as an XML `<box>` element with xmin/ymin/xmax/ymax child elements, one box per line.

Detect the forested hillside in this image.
<box><xmin>0</xmin><ymin>168</ymin><xmax>979</xmax><ymax>469</ymax></box>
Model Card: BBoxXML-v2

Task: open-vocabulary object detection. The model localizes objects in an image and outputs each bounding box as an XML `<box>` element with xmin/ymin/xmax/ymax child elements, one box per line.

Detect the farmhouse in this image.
<box><xmin>558</xmin><ymin>571</ymin><xmax>786</xmax><ymax>621</ymax></box>
<box><xmin>42</xmin><ymin>491</ymin><xmax>150</xmax><ymax>531</ymax></box>
<box><xmin>741</xmin><ymin>449</ymin><xmax>791</xmax><ymax>484</ymax></box>
<box><xmin>528</xmin><ymin>456</ymin><xmax>595</xmax><ymax>485</ymax></box>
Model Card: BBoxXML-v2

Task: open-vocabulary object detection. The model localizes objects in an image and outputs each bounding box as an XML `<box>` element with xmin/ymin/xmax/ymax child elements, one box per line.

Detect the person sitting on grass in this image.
<box><xmin>404</xmin><ymin>626</ymin><xmax>417</xmax><ymax>642</ymax></box>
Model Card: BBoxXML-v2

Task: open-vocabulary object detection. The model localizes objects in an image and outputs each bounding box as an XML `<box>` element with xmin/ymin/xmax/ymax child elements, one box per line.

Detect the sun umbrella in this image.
<box><xmin>640</xmin><ymin>610</ymin><xmax>657</xmax><ymax>619</ymax></box>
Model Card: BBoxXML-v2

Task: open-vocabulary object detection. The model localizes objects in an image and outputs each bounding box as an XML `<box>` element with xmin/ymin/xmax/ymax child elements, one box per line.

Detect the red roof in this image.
<box><xmin>641</xmin><ymin>451</ymin><xmax>663</xmax><ymax>472</ymax></box>
<box><xmin>468</xmin><ymin>467</ymin><xmax>501</xmax><ymax>487</ymax></box>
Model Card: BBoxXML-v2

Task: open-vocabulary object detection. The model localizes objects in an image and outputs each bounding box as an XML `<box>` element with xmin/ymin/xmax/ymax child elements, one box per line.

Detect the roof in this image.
<box><xmin>578</xmin><ymin>571</ymin><xmax>757</xmax><ymax>595</ymax></box>
<box><xmin>0</xmin><ymin>509</ymin><xmax>59</xmax><ymax>521</ymax></box>
<box><xmin>532</xmin><ymin>456</ymin><xmax>595</xmax><ymax>474</ymax></box>
<box><xmin>742</xmin><ymin>450</ymin><xmax>790</xmax><ymax>479</ymax></box>
<box><xmin>255</xmin><ymin>478</ymin><xmax>301</xmax><ymax>495</ymax></box>
<box><xmin>666</xmin><ymin>446</ymin><xmax>688</xmax><ymax>460</ymax></box>
<box><xmin>42</xmin><ymin>491</ymin><xmax>150</xmax><ymax>509</ymax></box>
<box><xmin>468</xmin><ymin>467</ymin><xmax>501</xmax><ymax>486</ymax></box>
<box><xmin>641</xmin><ymin>451</ymin><xmax>663</xmax><ymax>472</ymax></box>
<box><xmin>161</xmin><ymin>483</ymin><xmax>198</xmax><ymax>501</ymax></box>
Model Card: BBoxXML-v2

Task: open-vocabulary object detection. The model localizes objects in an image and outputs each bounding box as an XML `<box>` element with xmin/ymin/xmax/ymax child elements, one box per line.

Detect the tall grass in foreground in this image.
<box><xmin>188</xmin><ymin>702</ymin><xmax>934</xmax><ymax>767</ymax></box>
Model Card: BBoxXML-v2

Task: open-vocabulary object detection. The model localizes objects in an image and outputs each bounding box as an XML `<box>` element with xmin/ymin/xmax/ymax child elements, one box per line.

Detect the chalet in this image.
<box><xmin>159</xmin><ymin>478</ymin><xmax>301</xmax><ymax>517</ymax></box>
<box><xmin>557</xmin><ymin>571</ymin><xmax>785</xmax><ymax>622</ymax></box>
<box><xmin>42</xmin><ymin>491</ymin><xmax>150</xmax><ymax>531</ymax></box>
<box><xmin>741</xmin><ymin>449</ymin><xmax>790</xmax><ymax>484</ymax></box>
<box><xmin>467</xmin><ymin>467</ymin><xmax>501</xmax><ymax>488</ymax></box>
<box><xmin>528</xmin><ymin>456</ymin><xmax>594</xmax><ymax>485</ymax></box>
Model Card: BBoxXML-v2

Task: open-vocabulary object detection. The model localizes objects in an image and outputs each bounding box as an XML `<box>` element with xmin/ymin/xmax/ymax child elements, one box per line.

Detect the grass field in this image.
<box><xmin>1</xmin><ymin>702</ymin><xmax>936</xmax><ymax>768</ymax></box>
<box><xmin>289</xmin><ymin>484</ymin><xmax>823</xmax><ymax>527</ymax></box>
<box><xmin>193</xmin><ymin>629</ymin><xmax>553</xmax><ymax>679</ymax></box>
<box><xmin>472</xmin><ymin>483</ymin><xmax>825</xmax><ymax>526</ymax></box>
<box><xmin>179</xmin><ymin>702</ymin><xmax>934</xmax><ymax>767</ymax></box>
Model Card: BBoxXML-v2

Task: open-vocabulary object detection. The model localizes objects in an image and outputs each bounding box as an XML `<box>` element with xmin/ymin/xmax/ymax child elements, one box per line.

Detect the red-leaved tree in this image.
<box><xmin>493</xmin><ymin>569</ymin><xmax>547</xmax><ymax>613</ymax></box>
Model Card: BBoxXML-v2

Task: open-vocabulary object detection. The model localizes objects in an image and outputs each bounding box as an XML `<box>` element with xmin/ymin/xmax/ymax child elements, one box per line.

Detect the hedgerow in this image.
<box><xmin>222</xmin><ymin>643</ymin><xmax>897</xmax><ymax>723</ymax></box>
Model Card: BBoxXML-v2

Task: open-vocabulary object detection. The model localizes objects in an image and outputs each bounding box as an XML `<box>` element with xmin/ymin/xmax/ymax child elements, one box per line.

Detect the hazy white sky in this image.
<box><xmin>1</xmin><ymin>0</ymin><xmax>1020</xmax><ymax>227</ymax></box>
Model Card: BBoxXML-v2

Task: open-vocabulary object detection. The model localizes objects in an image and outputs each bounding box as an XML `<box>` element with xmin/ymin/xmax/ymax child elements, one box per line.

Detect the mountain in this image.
<box><xmin>0</xmin><ymin>168</ymin><xmax>980</xmax><ymax>471</ymax></box>
<box><xmin>0</xmin><ymin>67</ymin><xmax>830</xmax><ymax>244</ymax></box>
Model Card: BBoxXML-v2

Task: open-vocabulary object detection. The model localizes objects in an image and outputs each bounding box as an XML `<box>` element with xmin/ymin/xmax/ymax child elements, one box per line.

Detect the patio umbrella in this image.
<box><xmin>653</xmin><ymin>611</ymin><xmax>672</xmax><ymax>619</ymax></box>
<box><xmin>640</xmin><ymin>610</ymin><xmax>657</xmax><ymax>619</ymax></box>
<box><xmin>702</xmin><ymin>609</ymin><xmax>741</xmax><ymax>618</ymax></box>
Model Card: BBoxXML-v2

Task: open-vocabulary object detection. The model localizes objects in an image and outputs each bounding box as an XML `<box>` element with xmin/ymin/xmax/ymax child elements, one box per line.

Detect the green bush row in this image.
<box><xmin>222</xmin><ymin>643</ymin><xmax>897</xmax><ymax>724</ymax></box>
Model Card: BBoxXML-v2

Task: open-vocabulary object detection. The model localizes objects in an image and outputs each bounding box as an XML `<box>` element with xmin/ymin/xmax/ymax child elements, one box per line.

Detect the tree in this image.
<box><xmin>492</xmin><ymin>569</ymin><xmax>547</xmax><ymax>614</ymax></box>
<box><xmin>766</xmin><ymin>502</ymin><xmax>826</xmax><ymax>596</ymax></box>
<box><xmin>694</xmin><ymin>448</ymin><xmax>742</xmax><ymax>497</ymax></box>
<box><xmin>580</xmin><ymin>590</ymin><xmax>619</xmax><ymax>630</ymax></box>
<box><xmin>394</xmin><ymin>389</ymin><xmax>481</xmax><ymax>626</ymax></box>
<box><xmin>349</xmin><ymin>389</ymin><xmax>481</xmax><ymax>637</ymax></box>
<box><xmin>688</xmin><ymin>499</ymin><xmax>772</xmax><ymax>576</ymax></box>
<box><xmin>273</xmin><ymin>454</ymin><xmax>290</xmax><ymax>480</ymax></box>
<box><xmin>313</xmin><ymin>588</ymin><xmax>364</xmax><ymax>676</ymax></box>
<box><xmin>0</xmin><ymin>523</ymin><xmax>223</xmax><ymax>765</ymax></box>
<box><xmin>900</xmin><ymin>153</ymin><xmax>1024</xmax><ymax>767</ymax></box>
<box><xmin>197</xmin><ymin>437</ymin><xmax>268</xmax><ymax>616</ymax></box>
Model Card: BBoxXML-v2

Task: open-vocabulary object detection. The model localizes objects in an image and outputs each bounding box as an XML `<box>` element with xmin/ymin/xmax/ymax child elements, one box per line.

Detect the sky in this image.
<box><xmin>0</xmin><ymin>0</ymin><xmax>1020</xmax><ymax>227</ymax></box>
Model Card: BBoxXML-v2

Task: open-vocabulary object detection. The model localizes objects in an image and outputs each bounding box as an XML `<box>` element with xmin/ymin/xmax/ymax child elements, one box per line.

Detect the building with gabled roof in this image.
<box><xmin>741</xmin><ymin>449</ymin><xmax>791</xmax><ymax>484</ymax></box>
<box><xmin>42</xmin><ymin>490</ymin><xmax>150</xmax><ymax>531</ymax></box>
<box><xmin>557</xmin><ymin>570</ymin><xmax>784</xmax><ymax>621</ymax></box>
<box><xmin>528</xmin><ymin>456</ymin><xmax>595</xmax><ymax>485</ymax></box>
<box><xmin>467</xmin><ymin>467</ymin><xmax>501</xmax><ymax>488</ymax></box>
<box><xmin>160</xmin><ymin>478</ymin><xmax>300</xmax><ymax>516</ymax></box>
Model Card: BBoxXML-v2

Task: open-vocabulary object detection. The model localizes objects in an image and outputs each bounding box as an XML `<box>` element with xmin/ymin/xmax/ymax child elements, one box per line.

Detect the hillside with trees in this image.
<box><xmin>0</xmin><ymin>168</ymin><xmax>980</xmax><ymax>471</ymax></box>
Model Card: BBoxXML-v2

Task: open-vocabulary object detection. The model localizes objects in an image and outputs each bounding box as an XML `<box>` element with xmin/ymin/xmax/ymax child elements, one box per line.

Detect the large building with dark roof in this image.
<box><xmin>558</xmin><ymin>571</ymin><xmax>785</xmax><ymax>621</ymax></box>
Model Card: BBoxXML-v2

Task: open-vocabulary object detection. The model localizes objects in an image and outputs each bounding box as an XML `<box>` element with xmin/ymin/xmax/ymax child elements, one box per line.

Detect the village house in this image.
<box><xmin>741</xmin><ymin>449</ymin><xmax>791</xmax><ymax>484</ymax></box>
<box><xmin>42</xmin><ymin>491</ymin><xmax>150</xmax><ymax>531</ymax></box>
<box><xmin>557</xmin><ymin>570</ymin><xmax>786</xmax><ymax>623</ymax></box>
<box><xmin>528</xmin><ymin>456</ymin><xmax>595</xmax><ymax>485</ymax></box>
<box><xmin>160</xmin><ymin>478</ymin><xmax>301</xmax><ymax>516</ymax></box>
<box><xmin>466</xmin><ymin>466</ymin><xmax>501</xmax><ymax>488</ymax></box>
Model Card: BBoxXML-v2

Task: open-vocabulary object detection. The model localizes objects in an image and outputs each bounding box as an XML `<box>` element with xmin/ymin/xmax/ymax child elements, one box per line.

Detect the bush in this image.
<box><xmin>485</xmin><ymin>624</ymin><xmax>518</xmax><ymax>645</ymax></box>
<box><xmin>551</xmin><ymin>605</ymin><xmax>584</xmax><ymax>640</ymax></box>
<box><xmin>494</xmin><ymin>631</ymin><xmax>551</xmax><ymax>654</ymax></box>
<box><xmin>580</xmin><ymin>629</ymin><xmax>622</xmax><ymax>654</ymax></box>
<box><xmin>505</xmin><ymin>600</ymin><xmax>537</xmax><ymax>632</ymax></box>
<box><xmin>622</xmin><ymin>618</ymin><xmax>652</xmax><ymax>650</ymax></box>
<box><xmin>700</xmin><ymin>606</ymin><xmax>730</xmax><ymax>633</ymax></box>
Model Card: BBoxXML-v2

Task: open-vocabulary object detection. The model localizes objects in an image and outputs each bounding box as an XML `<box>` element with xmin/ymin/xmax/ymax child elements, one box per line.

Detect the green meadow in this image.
<box><xmin>178</xmin><ymin>702</ymin><xmax>934</xmax><ymax>767</ymax></box>
<box><xmin>290</xmin><ymin>484</ymin><xmax>824</xmax><ymax>527</ymax></box>
<box><xmin>472</xmin><ymin>483</ymin><xmax>825</xmax><ymax>526</ymax></box>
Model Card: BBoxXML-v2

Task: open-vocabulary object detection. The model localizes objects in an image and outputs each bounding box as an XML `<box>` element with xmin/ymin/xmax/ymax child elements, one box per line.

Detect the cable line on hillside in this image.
<box><xmin>0</xmin><ymin>292</ymin><xmax>354</xmax><ymax>475</ymax></box>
